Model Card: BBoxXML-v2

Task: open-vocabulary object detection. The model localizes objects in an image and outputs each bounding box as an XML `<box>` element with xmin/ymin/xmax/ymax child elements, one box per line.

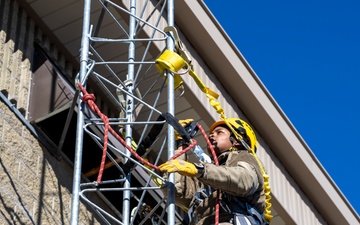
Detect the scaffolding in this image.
<box><xmin>70</xmin><ymin>0</ymin><xmax>181</xmax><ymax>224</ymax></box>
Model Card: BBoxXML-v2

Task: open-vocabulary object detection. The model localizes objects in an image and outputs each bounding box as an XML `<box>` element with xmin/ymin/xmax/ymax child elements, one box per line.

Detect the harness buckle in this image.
<box><xmin>194</xmin><ymin>189</ymin><xmax>209</xmax><ymax>203</ymax></box>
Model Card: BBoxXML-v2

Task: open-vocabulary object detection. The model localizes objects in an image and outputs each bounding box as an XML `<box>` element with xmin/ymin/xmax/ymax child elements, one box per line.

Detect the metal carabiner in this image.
<box><xmin>164</xmin><ymin>26</ymin><xmax>192</xmax><ymax>65</ymax></box>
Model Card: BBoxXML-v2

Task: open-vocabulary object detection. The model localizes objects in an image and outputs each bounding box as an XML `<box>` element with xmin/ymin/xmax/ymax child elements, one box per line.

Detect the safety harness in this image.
<box><xmin>181</xmin><ymin>150</ymin><xmax>269</xmax><ymax>225</ymax></box>
<box><xmin>155</xmin><ymin>26</ymin><xmax>273</xmax><ymax>224</ymax></box>
<box><xmin>221</xmin><ymin>193</ymin><xmax>268</xmax><ymax>225</ymax></box>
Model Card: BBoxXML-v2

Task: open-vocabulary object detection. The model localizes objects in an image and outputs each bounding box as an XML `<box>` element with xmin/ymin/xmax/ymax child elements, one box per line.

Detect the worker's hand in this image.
<box><xmin>175</xmin><ymin>118</ymin><xmax>194</xmax><ymax>140</ymax></box>
<box><xmin>159</xmin><ymin>159</ymin><xmax>202</xmax><ymax>177</ymax></box>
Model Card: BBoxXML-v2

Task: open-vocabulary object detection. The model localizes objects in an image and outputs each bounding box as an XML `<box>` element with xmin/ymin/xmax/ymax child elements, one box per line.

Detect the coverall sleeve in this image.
<box><xmin>162</xmin><ymin>149</ymin><xmax>203</xmax><ymax>211</ymax></box>
<box><xmin>200</xmin><ymin>160</ymin><xmax>260</xmax><ymax>197</ymax></box>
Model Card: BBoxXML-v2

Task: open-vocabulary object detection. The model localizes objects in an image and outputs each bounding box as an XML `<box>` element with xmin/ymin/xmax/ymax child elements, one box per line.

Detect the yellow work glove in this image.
<box><xmin>175</xmin><ymin>118</ymin><xmax>194</xmax><ymax>141</ymax></box>
<box><xmin>159</xmin><ymin>159</ymin><xmax>203</xmax><ymax>178</ymax></box>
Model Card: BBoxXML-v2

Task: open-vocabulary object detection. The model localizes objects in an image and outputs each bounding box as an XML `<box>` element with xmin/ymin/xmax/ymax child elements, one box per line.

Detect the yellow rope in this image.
<box><xmin>188</xmin><ymin>67</ymin><xmax>273</xmax><ymax>222</ymax></box>
<box><xmin>205</xmin><ymin>83</ymin><xmax>272</xmax><ymax>222</ymax></box>
<box><xmin>155</xmin><ymin>46</ymin><xmax>272</xmax><ymax>222</ymax></box>
<box><xmin>189</xmin><ymin>68</ymin><xmax>219</xmax><ymax>99</ymax></box>
<box><xmin>249</xmin><ymin>148</ymin><xmax>273</xmax><ymax>222</ymax></box>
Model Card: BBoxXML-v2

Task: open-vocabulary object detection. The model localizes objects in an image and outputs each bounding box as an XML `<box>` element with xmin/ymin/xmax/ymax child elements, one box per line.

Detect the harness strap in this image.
<box><xmin>181</xmin><ymin>186</ymin><xmax>213</xmax><ymax>225</ymax></box>
<box><xmin>247</xmin><ymin>207</ymin><xmax>264</xmax><ymax>224</ymax></box>
<box><xmin>233</xmin><ymin>214</ymin><xmax>252</xmax><ymax>225</ymax></box>
<box><xmin>182</xmin><ymin>205</ymin><xmax>193</xmax><ymax>225</ymax></box>
<box><xmin>222</xmin><ymin>193</ymin><xmax>267</xmax><ymax>225</ymax></box>
<box><xmin>184</xmin><ymin>198</ymin><xmax>266</xmax><ymax>225</ymax></box>
<box><xmin>162</xmin><ymin>112</ymin><xmax>191</xmax><ymax>143</ymax></box>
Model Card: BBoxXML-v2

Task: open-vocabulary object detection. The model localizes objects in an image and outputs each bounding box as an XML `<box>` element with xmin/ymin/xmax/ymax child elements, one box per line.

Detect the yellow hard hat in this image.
<box><xmin>209</xmin><ymin>118</ymin><xmax>257</xmax><ymax>151</ymax></box>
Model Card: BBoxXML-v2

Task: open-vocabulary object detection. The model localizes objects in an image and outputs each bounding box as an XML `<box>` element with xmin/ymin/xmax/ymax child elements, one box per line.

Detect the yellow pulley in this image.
<box><xmin>155</xmin><ymin>49</ymin><xmax>187</xmax><ymax>90</ymax></box>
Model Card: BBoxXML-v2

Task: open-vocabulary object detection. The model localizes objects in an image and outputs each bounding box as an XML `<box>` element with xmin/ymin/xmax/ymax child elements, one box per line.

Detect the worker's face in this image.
<box><xmin>208</xmin><ymin>126</ymin><xmax>233</xmax><ymax>155</ymax></box>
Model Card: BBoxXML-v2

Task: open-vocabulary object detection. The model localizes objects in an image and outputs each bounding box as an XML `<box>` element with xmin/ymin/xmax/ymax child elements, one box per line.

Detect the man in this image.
<box><xmin>159</xmin><ymin>118</ymin><xmax>270</xmax><ymax>225</ymax></box>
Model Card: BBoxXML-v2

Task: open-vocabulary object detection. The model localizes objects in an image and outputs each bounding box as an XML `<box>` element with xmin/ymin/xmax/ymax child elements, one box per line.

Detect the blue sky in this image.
<box><xmin>204</xmin><ymin>0</ymin><xmax>360</xmax><ymax>216</ymax></box>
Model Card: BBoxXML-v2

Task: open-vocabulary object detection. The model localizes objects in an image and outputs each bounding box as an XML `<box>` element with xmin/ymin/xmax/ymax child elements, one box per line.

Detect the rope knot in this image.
<box><xmin>82</xmin><ymin>93</ymin><xmax>95</xmax><ymax>102</ymax></box>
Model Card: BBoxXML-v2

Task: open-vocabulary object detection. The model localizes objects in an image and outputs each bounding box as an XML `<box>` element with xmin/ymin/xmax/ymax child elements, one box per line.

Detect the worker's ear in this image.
<box><xmin>234</xmin><ymin>141</ymin><xmax>241</xmax><ymax>149</ymax></box>
<box><xmin>230</xmin><ymin>136</ymin><xmax>243</xmax><ymax>150</ymax></box>
<box><xmin>230</xmin><ymin>136</ymin><xmax>241</xmax><ymax>148</ymax></box>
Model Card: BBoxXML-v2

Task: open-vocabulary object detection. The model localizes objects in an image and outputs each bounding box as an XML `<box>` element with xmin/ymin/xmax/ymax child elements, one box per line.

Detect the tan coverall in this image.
<box><xmin>173</xmin><ymin>150</ymin><xmax>266</xmax><ymax>225</ymax></box>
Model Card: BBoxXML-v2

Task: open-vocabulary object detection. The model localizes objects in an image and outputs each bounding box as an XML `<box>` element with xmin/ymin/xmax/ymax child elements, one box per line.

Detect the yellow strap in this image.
<box><xmin>155</xmin><ymin>38</ymin><xmax>273</xmax><ymax>221</ymax></box>
<box><xmin>249</xmin><ymin>149</ymin><xmax>273</xmax><ymax>222</ymax></box>
<box><xmin>189</xmin><ymin>68</ymin><xmax>219</xmax><ymax>99</ymax></box>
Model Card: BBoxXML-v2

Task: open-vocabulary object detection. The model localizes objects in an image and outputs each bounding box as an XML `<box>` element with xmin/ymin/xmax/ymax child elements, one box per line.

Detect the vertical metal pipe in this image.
<box><xmin>122</xmin><ymin>1</ymin><xmax>136</xmax><ymax>225</ymax></box>
<box><xmin>70</xmin><ymin>0</ymin><xmax>91</xmax><ymax>224</ymax></box>
<box><xmin>166</xmin><ymin>1</ymin><xmax>176</xmax><ymax>225</ymax></box>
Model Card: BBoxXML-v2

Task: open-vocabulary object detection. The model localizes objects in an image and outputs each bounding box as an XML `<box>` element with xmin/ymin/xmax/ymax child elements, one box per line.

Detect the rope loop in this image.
<box><xmin>82</xmin><ymin>93</ymin><xmax>95</xmax><ymax>102</ymax></box>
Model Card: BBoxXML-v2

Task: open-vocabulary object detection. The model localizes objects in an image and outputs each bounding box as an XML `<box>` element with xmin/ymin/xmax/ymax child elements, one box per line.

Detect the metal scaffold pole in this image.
<box><xmin>165</xmin><ymin>1</ymin><xmax>176</xmax><ymax>225</ymax></box>
<box><xmin>122</xmin><ymin>0</ymin><xmax>136</xmax><ymax>224</ymax></box>
<box><xmin>69</xmin><ymin>0</ymin><xmax>181</xmax><ymax>225</ymax></box>
<box><xmin>70</xmin><ymin>0</ymin><xmax>91</xmax><ymax>224</ymax></box>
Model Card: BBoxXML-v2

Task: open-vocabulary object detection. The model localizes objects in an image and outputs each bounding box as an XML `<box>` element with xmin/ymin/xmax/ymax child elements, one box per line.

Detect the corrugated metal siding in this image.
<box><xmin>184</xmin><ymin>32</ymin><xmax>328</xmax><ymax>224</ymax></box>
<box><xmin>261</xmin><ymin>146</ymin><xmax>327</xmax><ymax>224</ymax></box>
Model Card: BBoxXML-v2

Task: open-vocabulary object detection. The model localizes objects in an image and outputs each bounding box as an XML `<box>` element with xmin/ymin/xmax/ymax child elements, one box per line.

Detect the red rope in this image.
<box><xmin>79</xmin><ymin>86</ymin><xmax>109</xmax><ymax>184</ymax></box>
<box><xmin>197</xmin><ymin>123</ymin><xmax>220</xmax><ymax>225</ymax></box>
<box><xmin>197</xmin><ymin>124</ymin><xmax>218</xmax><ymax>165</ymax></box>
<box><xmin>77</xmin><ymin>83</ymin><xmax>160</xmax><ymax>184</ymax></box>
<box><xmin>170</xmin><ymin>140</ymin><xmax>197</xmax><ymax>160</ymax></box>
<box><xmin>78</xmin><ymin>83</ymin><xmax>220</xmax><ymax>224</ymax></box>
